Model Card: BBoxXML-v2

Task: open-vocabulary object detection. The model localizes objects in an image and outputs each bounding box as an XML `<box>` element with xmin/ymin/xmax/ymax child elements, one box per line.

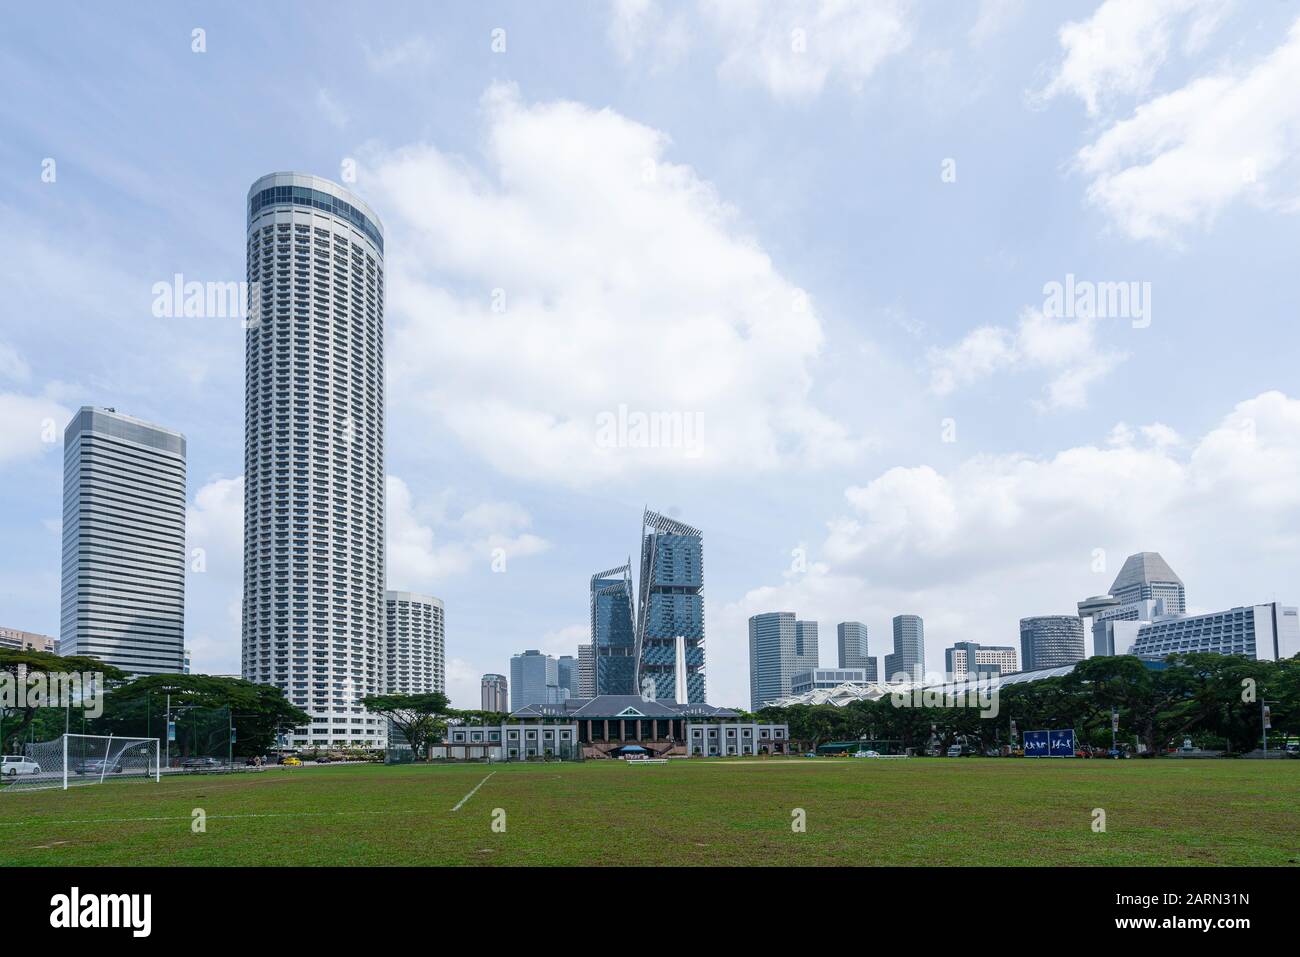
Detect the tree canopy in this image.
<box><xmin>361</xmin><ymin>692</ymin><xmax>452</xmax><ymax>758</ymax></box>
<box><xmin>757</xmin><ymin>653</ymin><xmax>1300</xmax><ymax>755</ymax></box>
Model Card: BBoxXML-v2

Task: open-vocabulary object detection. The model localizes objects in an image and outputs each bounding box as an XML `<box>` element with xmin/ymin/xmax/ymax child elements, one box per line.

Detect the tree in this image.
<box><xmin>361</xmin><ymin>692</ymin><xmax>451</xmax><ymax>758</ymax></box>
<box><xmin>97</xmin><ymin>674</ymin><xmax>310</xmax><ymax>756</ymax></box>
<box><xmin>0</xmin><ymin>649</ymin><xmax>127</xmax><ymax>753</ymax></box>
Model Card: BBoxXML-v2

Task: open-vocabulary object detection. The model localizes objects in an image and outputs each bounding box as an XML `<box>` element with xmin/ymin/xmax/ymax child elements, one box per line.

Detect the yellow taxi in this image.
<box><xmin>281</xmin><ymin>756</ymin><xmax>302</xmax><ymax>767</ymax></box>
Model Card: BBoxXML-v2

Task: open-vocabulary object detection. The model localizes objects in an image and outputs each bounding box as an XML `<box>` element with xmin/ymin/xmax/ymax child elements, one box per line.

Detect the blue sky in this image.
<box><xmin>3</xmin><ymin>1</ymin><xmax>1300</xmax><ymax>708</ymax></box>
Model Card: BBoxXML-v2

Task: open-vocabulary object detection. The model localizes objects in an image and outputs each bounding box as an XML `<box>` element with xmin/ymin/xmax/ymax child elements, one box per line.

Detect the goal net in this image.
<box><xmin>2</xmin><ymin>734</ymin><xmax>160</xmax><ymax>793</ymax></box>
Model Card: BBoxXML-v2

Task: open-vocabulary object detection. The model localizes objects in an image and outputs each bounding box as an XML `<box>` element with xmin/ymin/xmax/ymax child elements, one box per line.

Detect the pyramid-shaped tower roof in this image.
<box><xmin>1109</xmin><ymin>552</ymin><xmax>1182</xmax><ymax>595</ymax></box>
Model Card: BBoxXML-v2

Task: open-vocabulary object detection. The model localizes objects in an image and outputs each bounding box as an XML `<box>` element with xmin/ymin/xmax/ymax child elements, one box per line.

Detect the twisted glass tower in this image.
<box><xmin>634</xmin><ymin>509</ymin><xmax>705</xmax><ymax>703</ymax></box>
<box><xmin>241</xmin><ymin>173</ymin><xmax>386</xmax><ymax>748</ymax></box>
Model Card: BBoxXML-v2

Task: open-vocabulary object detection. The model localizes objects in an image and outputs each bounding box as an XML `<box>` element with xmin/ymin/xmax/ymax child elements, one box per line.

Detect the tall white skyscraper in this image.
<box><xmin>385</xmin><ymin>592</ymin><xmax>445</xmax><ymax>695</ymax></box>
<box><xmin>60</xmin><ymin>407</ymin><xmax>186</xmax><ymax>674</ymax></box>
<box><xmin>241</xmin><ymin>173</ymin><xmax>387</xmax><ymax>748</ymax></box>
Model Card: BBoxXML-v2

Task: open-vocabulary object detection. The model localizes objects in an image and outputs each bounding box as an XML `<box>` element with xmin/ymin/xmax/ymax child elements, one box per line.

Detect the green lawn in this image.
<box><xmin>1</xmin><ymin>758</ymin><xmax>1297</xmax><ymax>866</ymax></box>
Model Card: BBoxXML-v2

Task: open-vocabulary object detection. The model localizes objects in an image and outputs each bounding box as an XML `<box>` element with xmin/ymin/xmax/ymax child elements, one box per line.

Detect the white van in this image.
<box><xmin>1</xmin><ymin>755</ymin><xmax>41</xmax><ymax>776</ymax></box>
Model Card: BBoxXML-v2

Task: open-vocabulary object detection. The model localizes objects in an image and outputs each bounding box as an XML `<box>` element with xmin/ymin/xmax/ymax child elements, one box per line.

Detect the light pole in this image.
<box><xmin>1262</xmin><ymin>699</ymin><xmax>1275</xmax><ymax>755</ymax></box>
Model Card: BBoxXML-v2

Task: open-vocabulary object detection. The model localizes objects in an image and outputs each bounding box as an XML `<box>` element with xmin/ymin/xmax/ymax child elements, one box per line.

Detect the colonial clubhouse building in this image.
<box><xmin>435</xmin><ymin>695</ymin><xmax>790</xmax><ymax>760</ymax></box>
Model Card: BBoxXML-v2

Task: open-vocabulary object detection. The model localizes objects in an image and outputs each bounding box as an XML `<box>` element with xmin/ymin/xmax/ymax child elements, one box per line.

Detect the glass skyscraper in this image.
<box><xmin>60</xmin><ymin>407</ymin><xmax>186</xmax><ymax>674</ymax></box>
<box><xmin>590</xmin><ymin>562</ymin><xmax>636</xmax><ymax>695</ymax></box>
<box><xmin>241</xmin><ymin>172</ymin><xmax>387</xmax><ymax>748</ymax></box>
<box><xmin>635</xmin><ymin>510</ymin><xmax>705</xmax><ymax>702</ymax></box>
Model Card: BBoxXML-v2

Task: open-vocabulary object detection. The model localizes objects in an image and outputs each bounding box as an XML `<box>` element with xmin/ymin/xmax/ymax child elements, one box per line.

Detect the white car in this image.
<box><xmin>1</xmin><ymin>755</ymin><xmax>41</xmax><ymax>776</ymax></box>
<box><xmin>852</xmin><ymin>750</ymin><xmax>881</xmax><ymax>758</ymax></box>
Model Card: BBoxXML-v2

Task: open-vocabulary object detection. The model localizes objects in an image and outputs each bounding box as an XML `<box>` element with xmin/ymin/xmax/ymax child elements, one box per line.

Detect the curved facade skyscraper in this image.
<box><xmin>385</xmin><ymin>591</ymin><xmax>445</xmax><ymax>695</ymax></box>
<box><xmin>635</xmin><ymin>509</ymin><xmax>705</xmax><ymax>703</ymax></box>
<box><xmin>241</xmin><ymin>173</ymin><xmax>386</xmax><ymax>749</ymax></box>
<box><xmin>1019</xmin><ymin>616</ymin><xmax>1085</xmax><ymax>670</ymax></box>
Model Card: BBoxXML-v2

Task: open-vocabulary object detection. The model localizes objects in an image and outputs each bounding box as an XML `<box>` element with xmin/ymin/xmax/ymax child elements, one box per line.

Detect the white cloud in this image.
<box><xmin>363</xmin><ymin>36</ymin><xmax>434</xmax><ymax>72</ymax></box>
<box><xmin>0</xmin><ymin>390</ymin><xmax>71</xmax><ymax>468</ymax></box>
<box><xmin>970</xmin><ymin>0</ymin><xmax>1023</xmax><ymax>48</ymax></box>
<box><xmin>714</xmin><ymin>391</ymin><xmax>1300</xmax><ymax>683</ymax></box>
<box><xmin>1039</xmin><ymin>0</ymin><xmax>1231</xmax><ymax>115</ymax></box>
<box><xmin>928</xmin><ymin>307</ymin><xmax>1126</xmax><ymax>411</ymax></box>
<box><xmin>444</xmin><ymin>656</ymin><xmax>482</xmax><ymax>711</ymax></box>
<box><xmin>386</xmin><ymin>475</ymin><xmax>549</xmax><ymax>591</ymax></box>
<box><xmin>365</xmin><ymin>83</ymin><xmax>859</xmax><ymax>487</ymax></box>
<box><xmin>186</xmin><ymin>475</ymin><xmax>244</xmax><ymax>571</ymax></box>
<box><xmin>1074</xmin><ymin>18</ymin><xmax>1300</xmax><ymax>243</ymax></box>
<box><xmin>184</xmin><ymin>476</ymin><xmax>246</xmax><ymax>675</ymax></box>
<box><xmin>701</xmin><ymin>0</ymin><xmax>911</xmax><ymax>100</ymax></box>
<box><xmin>609</xmin><ymin>1</ymin><xmax>910</xmax><ymax>100</ymax></box>
<box><xmin>608</xmin><ymin>0</ymin><xmax>691</xmax><ymax>69</ymax></box>
<box><xmin>316</xmin><ymin>88</ymin><xmax>349</xmax><ymax>128</ymax></box>
<box><xmin>0</xmin><ymin>342</ymin><xmax>31</xmax><ymax>383</ymax></box>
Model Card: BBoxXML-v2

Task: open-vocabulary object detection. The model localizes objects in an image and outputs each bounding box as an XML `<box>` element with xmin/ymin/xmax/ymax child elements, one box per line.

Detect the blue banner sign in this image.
<box><xmin>1023</xmin><ymin>730</ymin><xmax>1050</xmax><ymax>756</ymax></box>
<box><xmin>1049</xmin><ymin>729</ymin><xmax>1076</xmax><ymax>757</ymax></box>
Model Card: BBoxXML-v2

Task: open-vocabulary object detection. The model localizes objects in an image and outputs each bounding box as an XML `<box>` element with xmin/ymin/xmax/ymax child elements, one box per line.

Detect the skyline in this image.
<box><xmin>4</xmin><ymin>3</ymin><xmax>1300</xmax><ymax>711</ymax></box>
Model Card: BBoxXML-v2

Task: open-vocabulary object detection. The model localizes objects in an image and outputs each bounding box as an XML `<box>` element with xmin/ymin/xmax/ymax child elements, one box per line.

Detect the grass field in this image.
<box><xmin>2</xmin><ymin>758</ymin><xmax>1298</xmax><ymax>866</ymax></box>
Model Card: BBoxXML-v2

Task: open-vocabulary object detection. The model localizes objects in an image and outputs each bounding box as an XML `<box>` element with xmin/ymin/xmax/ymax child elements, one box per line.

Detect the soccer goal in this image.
<box><xmin>2</xmin><ymin>734</ymin><xmax>160</xmax><ymax>793</ymax></box>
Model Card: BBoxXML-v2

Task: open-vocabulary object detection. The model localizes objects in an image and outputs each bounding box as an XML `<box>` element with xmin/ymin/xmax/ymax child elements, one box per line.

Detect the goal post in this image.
<box><xmin>2</xmin><ymin>734</ymin><xmax>160</xmax><ymax>793</ymax></box>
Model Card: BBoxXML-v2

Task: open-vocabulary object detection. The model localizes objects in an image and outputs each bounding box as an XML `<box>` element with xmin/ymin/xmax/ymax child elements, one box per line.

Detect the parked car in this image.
<box><xmin>73</xmin><ymin>757</ymin><xmax>124</xmax><ymax>776</ymax></box>
<box><xmin>803</xmin><ymin>752</ymin><xmax>818</xmax><ymax>758</ymax></box>
<box><xmin>1106</xmin><ymin>748</ymin><xmax>1129</xmax><ymax>759</ymax></box>
<box><xmin>181</xmin><ymin>756</ymin><xmax>223</xmax><ymax>770</ymax></box>
<box><xmin>852</xmin><ymin>750</ymin><xmax>881</xmax><ymax>758</ymax></box>
<box><xmin>1</xmin><ymin>755</ymin><xmax>41</xmax><ymax>776</ymax></box>
<box><xmin>315</xmin><ymin>754</ymin><xmax>332</xmax><ymax>764</ymax></box>
<box><xmin>281</xmin><ymin>756</ymin><xmax>302</xmax><ymax>767</ymax></box>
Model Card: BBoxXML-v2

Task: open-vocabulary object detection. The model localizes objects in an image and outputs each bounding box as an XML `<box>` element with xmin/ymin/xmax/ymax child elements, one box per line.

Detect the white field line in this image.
<box><xmin>451</xmin><ymin>771</ymin><xmax>495</xmax><ymax>812</ymax></box>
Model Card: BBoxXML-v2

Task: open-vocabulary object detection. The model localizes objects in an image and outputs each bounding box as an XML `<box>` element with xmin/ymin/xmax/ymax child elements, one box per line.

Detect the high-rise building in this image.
<box><xmin>557</xmin><ymin>655</ymin><xmax>577</xmax><ymax>698</ymax></box>
<box><xmin>945</xmin><ymin>641</ymin><xmax>1018</xmax><ymax>680</ymax></box>
<box><xmin>883</xmin><ymin>614</ymin><xmax>925</xmax><ymax>682</ymax></box>
<box><xmin>60</xmin><ymin>407</ymin><xmax>186</xmax><ymax>674</ymax></box>
<box><xmin>748</xmin><ymin>613</ymin><xmax>819</xmax><ymax>710</ymax></box>
<box><xmin>836</xmin><ymin>622</ymin><xmax>878</xmax><ymax>681</ymax></box>
<box><xmin>795</xmin><ymin>620</ymin><xmax>819</xmax><ymax>672</ymax></box>
<box><xmin>1020</xmin><ymin>616</ymin><xmax>1085</xmax><ymax>670</ymax></box>
<box><xmin>635</xmin><ymin>510</ymin><xmax>705</xmax><ymax>702</ymax></box>
<box><xmin>0</xmin><ymin>627</ymin><xmax>58</xmax><ymax>653</ymax></box>
<box><xmin>1131</xmin><ymin>603</ymin><xmax>1300</xmax><ymax>661</ymax></box>
<box><xmin>241</xmin><ymin>173</ymin><xmax>387</xmax><ymax>749</ymax></box>
<box><xmin>385</xmin><ymin>592</ymin><xmax>445</xmax><ymax>695</ymax></box>
<box><xmin>1082</xmin><ymin>552</ymin><xmax>1185</xmax><ymax>656</ymax></box>
<box><xmin>590</xmin><ymin>562</ymin><xmax>636</xmax><ymax>695</ymax></box>
<box><xmin>577</xmin><ymin>643</ymin><xmax>596</xmax><ymax>698</ymax></box>
<box><xmin>510</xmin><ymin>650</ymin><xmax>567</xmax><ymax>710</ymax></box>
<box><xmin>481</xmin><ymin>674</ymin><xmax>508</xmax><ymax>712</ymax></box>
<box><xmin>837</xmin><ymin>621</ymin><xmax>867</xmax><ymax>667</ymax></box>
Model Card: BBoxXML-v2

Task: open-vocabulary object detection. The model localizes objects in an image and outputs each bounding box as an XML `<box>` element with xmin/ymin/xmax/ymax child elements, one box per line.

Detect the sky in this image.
<box><xmin>2</xmin><ymin>0</ymin><xmax>1300</xmax><ymax>710</ymax></box>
